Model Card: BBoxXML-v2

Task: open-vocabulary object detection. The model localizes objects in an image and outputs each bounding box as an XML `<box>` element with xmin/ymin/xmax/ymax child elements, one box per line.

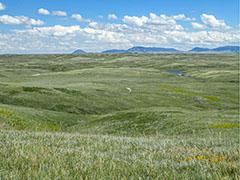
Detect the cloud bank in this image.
<box><xmin>0</xmin><ymin>11</ymin><xmax>239</xmax><ymax>53</ymax></box>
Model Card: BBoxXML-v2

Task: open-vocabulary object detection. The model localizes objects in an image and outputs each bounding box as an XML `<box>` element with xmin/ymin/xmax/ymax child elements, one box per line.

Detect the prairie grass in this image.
<box><xmin>0</xmin><ymin>54</ymin><xmax>239</xmax><ymax>179</ymax></box>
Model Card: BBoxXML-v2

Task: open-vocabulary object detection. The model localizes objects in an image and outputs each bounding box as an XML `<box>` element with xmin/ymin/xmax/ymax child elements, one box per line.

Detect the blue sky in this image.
<box><xmin>0</xmin><ymin>0</ymin><xmax>239</xmax><ymax>53</ymax></box>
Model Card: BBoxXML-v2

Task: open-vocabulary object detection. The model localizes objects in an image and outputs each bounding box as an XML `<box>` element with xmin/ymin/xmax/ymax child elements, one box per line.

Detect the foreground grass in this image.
<box><xmin>0</xmin><ymin>130</ymin><xmax>239</xmax><ymax>179</ymax></box>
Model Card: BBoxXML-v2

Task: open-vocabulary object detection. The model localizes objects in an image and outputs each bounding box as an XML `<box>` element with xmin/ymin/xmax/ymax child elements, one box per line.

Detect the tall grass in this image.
<box><xmin>0</xmin><ymin>130</ymin><xmax>239</xmax><ymax>179</ymax></box>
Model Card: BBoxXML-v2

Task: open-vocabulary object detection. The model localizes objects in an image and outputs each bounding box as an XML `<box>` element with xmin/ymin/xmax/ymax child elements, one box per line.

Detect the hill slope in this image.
<box><xmin>0</xmin><ymin>54</ymin><xmax>238</xmax><ymax>134</ymax></box>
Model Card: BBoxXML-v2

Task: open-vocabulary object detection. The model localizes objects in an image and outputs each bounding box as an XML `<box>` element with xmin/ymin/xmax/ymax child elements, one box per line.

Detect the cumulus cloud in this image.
<box><xmin>173</xmin><ymin>14</ymin><xmax>194</xmax><ymax>21</ymax></box>
<box><xmin>123</xmin><ymin>13</ymin><xmax>193</xmax><ymax>27</ymax></box>
<box><xmin>201</xmin><ymin>14</ymin><xmax>228</xmax><ymax>29</ymax></box>
<box><xmin>38</xmin><ymin>8</ymin><xmax>50</xmax><ymax>15</ymax></box>
<box><xmin>88</xmin><ymin>21</ymin><xmax>98</xmax><ymax>28</ymax></box>
<box><xmin>123</xmin><ymin>15</ymin><xmax>148</xmax><ymax>26</ymax></box>
<box><xmin>0</xmin><ymin>2</ymin><xmax>5</xmax><ymax>10</ymax></box>
<box><xmin>0</xmin><ymin>15</ymin><xmax>44</xmax><ymax>26</ymax></box>
<box><xmin>38</xmin><ymin>8</ymin><xmax>67</xmax><ymax>17</ymax></box>
<box><xmin>52</xmin><ymin>11</ymin><xmax>67</xmax><ymax>17</ymax></box>
<box><xmin>71</xmin><ymin>14</ymin><xmax>91</xmax><ymax>23</ymax></box>
<box><xmin>83</xmin><ymin>27</ymin><xmax>130</xmax><ymax>44</ymax></box>
<box><xmin>108</xmin><ymin>14</ymin><xmax>118</xmax><ymax>20</ymax></box>
<box><xmin>27</xmin><ymin>25</ymin><xmax>81</xmax><ymax>37</ymax></box>
<box><xmin>123</xmin><ymin>13</ymin><xmax>184</xmax><ymax>31</ymax></box>
<box><xmin>191</xmin><ymin>22</ymin><xmax>206</xmax><ymax>30</ymax></box>
<box><xmin>72</xmin><ymin>14</ymin><xmax>84</xmax><ymax>22</ymax></box>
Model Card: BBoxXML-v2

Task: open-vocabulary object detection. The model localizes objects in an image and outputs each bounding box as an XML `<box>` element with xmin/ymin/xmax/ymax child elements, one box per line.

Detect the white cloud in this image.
<box><xmin>201</xmin><ymin>14</ymin><xmax>227</xmax><ymax>28</ymax></box>
<box><xmin>108</xmin><ymin>14</ymin><xmax>118</xmax><ymax>20</ymax></box>
<box><xmin>191</xmin><ymin>22</ymin><xmax>206</xmax><ymax>30</ymax></box>
<box><xmin>71</xmin><ymin>14</ymin><xmax>91</xmax><ymax>23</ymax></box>
<box><xmin>0</xmin><ymin>2</ymin><xmax>6</xmax><ymax>11</ymax></box>
<box><xmin>83</xmin><ymin>27</ymin><xmax>130</xmax><ymax>44</ymax></box>
<box><xmin>0</xmin><ymin>24</ymin><xmax>132</xmax><ymax>53</ymax></box>
<box><xmin>173</xmin><ymin>14</ymin><xmax>194</xmax><ymax>21</ymax></box>
<box><xmin>148</xmin><ymin>13</ymin><xmax>183</xmax><ymax>30</ymax></box>
<box><xmin>52</xmin><ymin>11</ymin><xmax>67</xmax><ymax>17</ymax></box>
<box><xmin>38</xmin><ymin>8</ymin><xmax>50</xmax><ymax>15</ymax></box>
<box><xmin>164</xmin><ymin>29</ymin><xmax>240</xmax><ymax>47</ymax></box>
<box><xmin>0</xmin><ymin>15</ymin><xmax>44</xmax><ymax>26</ymax></box>
<box><xmin>72</xmin><ymin>14</ymin><xmax>84</xmax><ymax>22</ymax></box>
<box><xmin>88</xmin><ymin>21</ymin><xmax>98</xmax><ymax>28</ymax></box>
<box><xmin>38</xmin><ymin>8</ymin><xmax>68</xmax><ymax>17</ymax></box>
<box><xmin>26</xmin><ymin>25</ymin><xmax>81</xmax><ymax>37</ymax></box>
<box><xmin>71</xmin><ymin>14</ymin><xmax>84</xmax><ymax>22</ymax></box>
<box><xmin>122</xmin><ymin>13</ymin><xmax>192</xmax><ymax>27</ymax></box>
<box><xmin>122</xmin><ymin>13</ymin><xmax>185</xmax><ymax>32</ymax></box>
<box><xmin>123</xmin><ymin>15</ymin><xmax>148</xmax><ymax>26</ymax></box>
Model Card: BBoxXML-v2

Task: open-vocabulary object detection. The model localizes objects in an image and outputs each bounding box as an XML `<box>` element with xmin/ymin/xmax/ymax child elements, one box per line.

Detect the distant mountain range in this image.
<box><xmin>127</xmin><ymin>46</ymin><xmax>179</xmax><ymax>53</ymax></box>
<box><xmin>100</xmin><ymin>47</ymin><xmax>179</xmax><ymax>54</ymax></box>
<box><xmin>101</xmin><ymin>49</ymin><xmax>127</xmax><ymax>54</ymax></box>
<box><xmin>189</xmin><ymin>47</ymin><xmax>211</xmax><ymax>52</ymax></box>
<box><xmin>189</xmin><ymin>46</ymin><xmax>240</xmax><ymax>53</ymax></box>
<box><xmin>72</xmin><ymin>46</ymin><xmax>240</xmax><ymax>54</ymax></box>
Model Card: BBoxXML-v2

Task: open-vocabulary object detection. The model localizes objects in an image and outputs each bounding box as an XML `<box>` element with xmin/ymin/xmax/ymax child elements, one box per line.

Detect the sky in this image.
<box><xmin>0</xmin><ymin>0</ymin><xmax>239</xmax><ymax>53</ymax></box>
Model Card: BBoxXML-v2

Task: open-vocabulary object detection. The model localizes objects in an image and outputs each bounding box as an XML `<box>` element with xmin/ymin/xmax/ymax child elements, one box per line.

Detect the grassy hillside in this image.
<box><xmin>0</xmin><ymin>54</ymin><xmax>239</xmax><ymax>178</ymax></box>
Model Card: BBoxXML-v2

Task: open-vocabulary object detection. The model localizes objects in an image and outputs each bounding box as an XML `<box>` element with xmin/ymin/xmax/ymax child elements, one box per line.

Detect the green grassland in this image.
<box><xmin>0</xmin><ymin>54</ymin><xmax>239</xmax><ymax>179</ymax></box>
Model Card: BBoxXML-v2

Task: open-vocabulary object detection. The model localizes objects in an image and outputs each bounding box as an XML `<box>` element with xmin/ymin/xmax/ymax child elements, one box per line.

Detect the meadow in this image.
<box><xmin>0</xmin><ymin>54</ymin><xmax>239</xmax><ymax>179</ymax></box>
